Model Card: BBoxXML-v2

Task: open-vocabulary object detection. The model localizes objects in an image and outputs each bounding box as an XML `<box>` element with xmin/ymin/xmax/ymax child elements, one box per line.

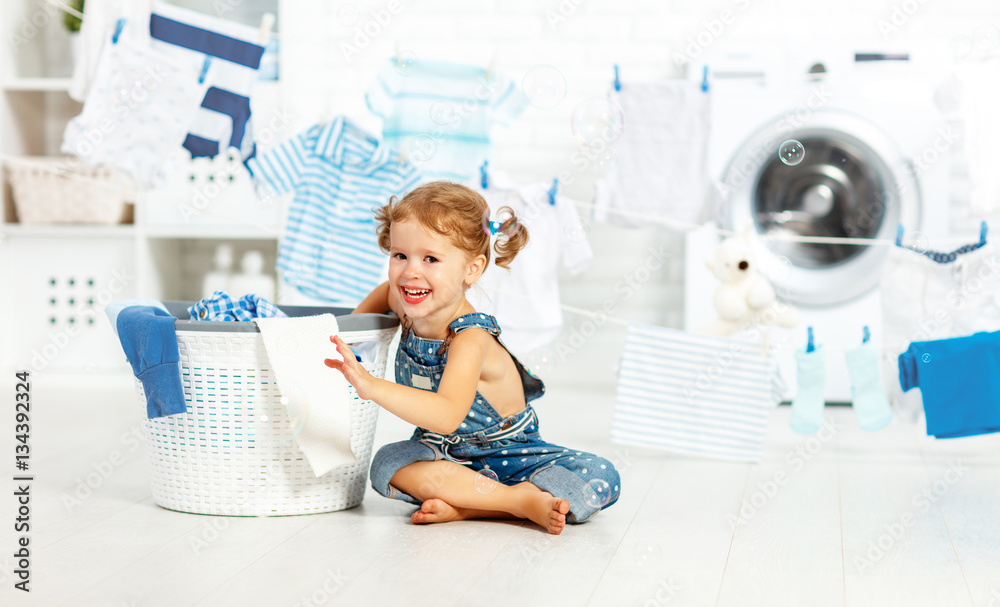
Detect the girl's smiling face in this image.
<box><xmin>387</xmin><ymin>219</ymin><xmax>485</xmax><ymax>326</ymax></box>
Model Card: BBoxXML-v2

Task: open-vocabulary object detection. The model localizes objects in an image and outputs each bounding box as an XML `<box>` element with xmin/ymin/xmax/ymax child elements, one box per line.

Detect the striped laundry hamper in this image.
<box><xmin>132</xmin><ymin>302</ymin><xmax>398</xmax><ymax>516</ymax></box>
<box><xmin>611</xmin><ymin>323</ymin><xmax>784</xmax><ymax>462</ymax></box>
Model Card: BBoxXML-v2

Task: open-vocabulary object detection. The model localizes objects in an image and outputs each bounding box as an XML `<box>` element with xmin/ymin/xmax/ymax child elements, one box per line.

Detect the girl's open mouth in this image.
<box><xmin>401</xmin><ymin>286</ymin><xmax>430</xmax><ymax>304</ymax></box>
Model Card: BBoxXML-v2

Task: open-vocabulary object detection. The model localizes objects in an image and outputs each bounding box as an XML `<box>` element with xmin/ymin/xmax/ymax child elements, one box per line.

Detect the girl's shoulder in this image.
<box><xmin>449</xmin><ymin>312</ymin><xmax>501</xmax><ymax>338</ymax></box>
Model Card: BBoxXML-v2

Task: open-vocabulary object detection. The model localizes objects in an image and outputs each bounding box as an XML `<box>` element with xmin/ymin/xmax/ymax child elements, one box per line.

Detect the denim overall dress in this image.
<box><xmin>369</xmin><ymin>312</ymin><xmax>621</xmax><ymax>523</ymax></box>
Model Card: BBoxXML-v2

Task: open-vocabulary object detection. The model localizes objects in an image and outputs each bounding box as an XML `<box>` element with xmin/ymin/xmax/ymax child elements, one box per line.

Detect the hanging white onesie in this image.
<box><xmin>468</xmin><ymin>173</ymin><xmax>593</xmax><ymax>354</ymax></box>
<box><xmin>61</xmin><ymin>31</ymin><xmax>208</xmax><ymax>189</ymax></box>
<box><xmin>594</xmin><ymin>81</ymin><xmax>711</xmax><ymax>227</ymax></box>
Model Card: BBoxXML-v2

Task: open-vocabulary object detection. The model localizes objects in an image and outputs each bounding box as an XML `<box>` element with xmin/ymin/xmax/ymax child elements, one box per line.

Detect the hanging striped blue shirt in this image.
<box><xmin>248</xmin><ymin>116</ymin><xmax>424</xmax><ymax>303</ymax></box>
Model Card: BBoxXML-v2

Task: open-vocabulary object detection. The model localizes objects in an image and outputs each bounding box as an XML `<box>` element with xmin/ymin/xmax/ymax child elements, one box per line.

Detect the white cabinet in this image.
<box><xmin>0</xmin><ymin>0</ymin><xmax>285</xmax><ymax>375</ymax></box>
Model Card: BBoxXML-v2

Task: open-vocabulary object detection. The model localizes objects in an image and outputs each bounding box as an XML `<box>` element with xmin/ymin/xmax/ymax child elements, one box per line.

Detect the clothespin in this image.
<box><xmin>862</xmin><ymin>325</ymin><xmax>871</xmax><ymax>343</ymax></box>
<box><xmin>701</xmin><ymin>65</ymin><xmax>710</xmax><ymax>92</ymax></box>
<box><xmin>895</xmin><ymin>223</ymin><xmax>904</xmax><ymax>247</ymax></box>
<box><xmin>111</xmin><ymin>18</ymin><xmax>126</xmax><ymax>44</ymax></box>
<box><xmin>980</xmin><ymin>220</ymin><xmax>988</xmax><ymax>245</ymax></box>
<box><xmin>485</xmin><ymin>52</ymin><xmax>498</xmax><ymax>81</ymax></box>
<box><xmin>480</xmin><ymin>161</ymin><xmax>489</xmax><ymax>190</ymax></box>
<box><xmin>613</xmin><ymin>64</ymin><xmax>621</xmax><ymax>92</ymax></box>
<box><xmin>806</xmin><ymin>326</ymin><xmax>815</xmax><ymax>353</ymax></box>
<box><xmin>198</xmin><ymin>57</ymin><xmax>212</xmax><ymax>84</ymax></box>
<box><xmin>547</xmin><ymin>178</ymin><xmax>559</xmax><ymax>206</ymax></box>
<box><xmin>258</xmin><ymin>13</ymin><xmax>275</xmax><ymax>44</ymax></box>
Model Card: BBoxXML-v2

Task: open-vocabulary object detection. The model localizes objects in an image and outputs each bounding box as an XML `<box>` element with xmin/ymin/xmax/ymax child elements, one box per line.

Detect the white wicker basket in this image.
<box><xmin>5</xmin><ymin>156</ymin><xmax>128</xmax><ymax>225</ymax></box>
<box><xmin>134</xmin><ymin>304</ymin><xmax>398</xmax><ymax>516</ymax></box>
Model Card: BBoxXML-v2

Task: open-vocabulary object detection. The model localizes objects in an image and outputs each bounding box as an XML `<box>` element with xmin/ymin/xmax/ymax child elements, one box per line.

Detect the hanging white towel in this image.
<box><xmin>952</xmin><ymin>59</ymin><xmax>1000</xmax><ymax>216</ymax></box>
<box><xmin>254</xmin><ymin>314</ymin><xmax>355</xmax><ymax>476</ymax></box>
<box><xmin>611</xmin><ymin>323</ymin><xmax>781</xmax><ymax>462</ymax></box>
<box><xmin>594</xmin><ymin>81</ymin><xmax>711</xmax><ymax>228</ymax></box>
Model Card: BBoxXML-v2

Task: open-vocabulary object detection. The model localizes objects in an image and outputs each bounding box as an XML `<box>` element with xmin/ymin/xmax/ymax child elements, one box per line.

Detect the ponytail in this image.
<box><xmin>492</xmin><ymin>205</ymin><xmax>529</xmax><ymax>269</ymax></box>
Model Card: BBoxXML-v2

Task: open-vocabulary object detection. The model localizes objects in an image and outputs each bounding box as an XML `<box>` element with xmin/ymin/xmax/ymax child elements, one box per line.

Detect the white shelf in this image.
<box><xmin>143</xmin><ymin>226</ymin><xmax>281</xmax><ymax>240</ymax></box>
<box><xmin>2</xmin><ymin>77</ymin><xmax>73</xmax><ymax>92</ymax></box>
<box><xmin>0</xmin><ymin>223</ymin><xmax>136</xmax><ymax>238</ymax></box>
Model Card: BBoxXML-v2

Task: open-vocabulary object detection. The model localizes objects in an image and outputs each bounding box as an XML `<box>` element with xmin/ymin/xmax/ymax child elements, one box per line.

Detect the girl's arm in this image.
<box><xmin>352</xmin><ymin>281</ymin><xmax>390</xmax><ymax>314</ymax></box>
<box><xmin>325</xmin><ymin>330</ymin><xmax>487</xmax><ymax>434</ymax></box>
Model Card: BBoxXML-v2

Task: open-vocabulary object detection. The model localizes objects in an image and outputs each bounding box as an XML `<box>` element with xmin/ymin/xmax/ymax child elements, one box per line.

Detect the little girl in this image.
<box><xmin>324</xmin><ymin>181</ymin><xmax>620</xmax><ymax>534</ymax></box>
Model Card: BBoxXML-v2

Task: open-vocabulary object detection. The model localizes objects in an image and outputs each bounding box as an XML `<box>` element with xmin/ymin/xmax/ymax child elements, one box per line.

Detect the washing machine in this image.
<box><xmin>684</xmin><ymin>41</ymin><xmax>953</xmax><ymax>403</ymax></box>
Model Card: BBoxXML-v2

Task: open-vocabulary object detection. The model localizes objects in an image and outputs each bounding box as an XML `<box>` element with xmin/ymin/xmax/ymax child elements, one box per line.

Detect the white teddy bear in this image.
<box><xmin>695</xmin><ymin>231</ymin><xmax>799</xmax><ymax>338</ymax></box>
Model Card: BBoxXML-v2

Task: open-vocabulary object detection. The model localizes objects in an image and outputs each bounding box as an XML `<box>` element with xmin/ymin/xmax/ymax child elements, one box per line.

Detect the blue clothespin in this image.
<box><xmin>613</xmin><ymin>64</ymin><xmax>621</xmax><ymax>92</ymax></box>
<box><xmin>806</xmin><ymin>326</ymin><xmax>815</xmax><ymax>353</ymax></box>
<box><xmin>480</xmin><ymin>161</ymin><xmax>489</xmax><ymax>190</ymax></box>
<box><xmin>198</xmin><ymin>57</ymin><xmax>212</xmax><ymax>84</ymax></box>
<box><xmin>701</xmin><ymin>65</ymin><xmax>710</xmax><ymax>92</ymax></box>
<box><xmin>862</xmin><ymin>325</ymin><xmax>871</xmax><ymax>343</ymax></box>
<box><xmin>980</xmin><ymin>220</ymin><xmax>988</xmax><ymax>245</ymax></box>
<box><xmin>895</xmin><ymin>223</ymin><xmax>904</xmax><ymax>247</ymax></box>
<box><xmin>111</xmin><ymin>18</ymin><xmax>126</xmax><ymax>44</ymax></box>
<box><xmin>548</xmin><ymin>178</ymin><xmax>559</xmax><ymax>205</ymax></box>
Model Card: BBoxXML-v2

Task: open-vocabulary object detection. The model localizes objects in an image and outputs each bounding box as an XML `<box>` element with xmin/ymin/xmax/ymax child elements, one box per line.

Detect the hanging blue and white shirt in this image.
<box><xmin>365</xmin><ymin>58</ymin><xmax>525</xmax><ymax>182</ymax></box>
<box><xmin>611</xmin><ymin>323</ymin><xmax>782</xmax><ymax>462</ymax></box>
<box><xmin>149</xmin><ymin>1</ymin><xmax>266</xmax><ymax>163</ymax></box>
<box><xmin>248</xmin><ymin>116</ymin><xmax>423</xmax><ymax>303</ymax></box>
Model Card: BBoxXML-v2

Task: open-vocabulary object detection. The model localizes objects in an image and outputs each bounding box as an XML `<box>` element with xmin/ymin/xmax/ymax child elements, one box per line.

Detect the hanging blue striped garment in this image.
<box><xmin>247</xmin><ymin>116</ymin><xmax>424</xmax><ymax>304</ymax></box>
<box><xmin>149</xmin><ymin>2</ymin><xmax>265</xmax><ymax>164</ymax></box>
<box><xmin>611</xmin><ymin>323</ymin><xmax>782</xmax><ymax>462</ymax></box>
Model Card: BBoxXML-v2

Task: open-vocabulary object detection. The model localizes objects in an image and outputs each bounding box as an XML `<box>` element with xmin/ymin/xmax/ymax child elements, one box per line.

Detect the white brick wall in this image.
<box><xmin>275</xmin><ymin>0</ymin><xmax>998</xmax><ymax>387</ymax></box>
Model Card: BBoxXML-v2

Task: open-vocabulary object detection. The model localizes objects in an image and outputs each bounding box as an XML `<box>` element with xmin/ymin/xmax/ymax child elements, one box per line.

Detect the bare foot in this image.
<box><xmin>521</xmin><ymin>492</ymin><xmax>570</xmax><ymax>535</ymax></box>
<box><xmin>411</xmin><ymin>498</ymin><xmax>462</xmax><ymax>524</ymax></box>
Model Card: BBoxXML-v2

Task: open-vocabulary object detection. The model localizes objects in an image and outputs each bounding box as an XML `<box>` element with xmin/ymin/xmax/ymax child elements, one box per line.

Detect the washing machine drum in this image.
<box><xmin>719</xmin><ymin>109</ymin><xmax>920</xmax><ymax>306</ymax></box>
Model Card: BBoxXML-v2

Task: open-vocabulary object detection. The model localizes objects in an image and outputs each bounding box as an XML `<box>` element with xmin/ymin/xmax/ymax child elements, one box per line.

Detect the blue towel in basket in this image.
<box><xmin>115</xmin><ymin>306</ymin><xmax>187</xmax><ymax>419</ymax></box>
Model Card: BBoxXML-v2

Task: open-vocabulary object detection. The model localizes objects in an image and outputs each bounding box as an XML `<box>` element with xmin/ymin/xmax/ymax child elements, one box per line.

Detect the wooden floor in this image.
<box><xmin>1</xmin><ymin>373</ymin><xmax>999</xmax><ymax>607</ymax></box>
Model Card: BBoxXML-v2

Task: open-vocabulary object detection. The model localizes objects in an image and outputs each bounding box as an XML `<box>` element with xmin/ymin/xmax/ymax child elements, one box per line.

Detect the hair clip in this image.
<box><xmin>489</xmin><ymin>220</ymin><xmax>502</xmax><ymax>235</ymax></box>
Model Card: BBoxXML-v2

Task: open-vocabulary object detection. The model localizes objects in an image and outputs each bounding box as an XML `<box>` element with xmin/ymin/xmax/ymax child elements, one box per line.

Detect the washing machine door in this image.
<box><xmin>718</xmin><ymin>108</ymin><xmax>921</xmax><ymax>306</ymax></box>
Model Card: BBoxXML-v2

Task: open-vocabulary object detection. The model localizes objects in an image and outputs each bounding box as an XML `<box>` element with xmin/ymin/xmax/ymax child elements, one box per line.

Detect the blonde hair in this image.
<box><xmin>375</xmin><ymin>181</ymin><xmax>529</xmax><ymax>269</ymax></box>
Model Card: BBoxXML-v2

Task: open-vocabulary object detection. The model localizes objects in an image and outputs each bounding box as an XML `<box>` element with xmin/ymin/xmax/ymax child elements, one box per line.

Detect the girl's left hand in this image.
<box><xmin>324</xmin><ymin>335</ymin><xmax>375</xmax><ymax>400</ymax></box>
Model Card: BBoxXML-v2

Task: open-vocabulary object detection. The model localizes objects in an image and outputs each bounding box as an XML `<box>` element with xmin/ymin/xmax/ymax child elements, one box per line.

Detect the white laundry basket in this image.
<box><xmin>133</xmin><ymin>302</ymin><xmax>398</xmax><ymax>516</ymax></box>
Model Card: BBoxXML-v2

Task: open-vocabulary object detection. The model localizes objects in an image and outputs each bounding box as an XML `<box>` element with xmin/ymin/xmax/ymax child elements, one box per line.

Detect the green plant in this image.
<box><xmin>62</xmin><ymin>0</ymin><xmax>85</xmax><ymax>33</ymax></box>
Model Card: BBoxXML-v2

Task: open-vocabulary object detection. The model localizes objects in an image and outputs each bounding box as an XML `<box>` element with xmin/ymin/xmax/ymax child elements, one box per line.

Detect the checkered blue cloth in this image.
<box><xmin>188</xmin><ymin>291</ymin><xmax>287</xmax><ymax>321</ymax></box>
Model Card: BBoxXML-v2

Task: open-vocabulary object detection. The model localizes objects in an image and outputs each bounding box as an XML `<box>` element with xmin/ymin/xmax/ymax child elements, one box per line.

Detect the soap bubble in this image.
<box><xmin>408</xmin><ymin>134</ymin><xmax>437</xmax><ymax>164</ymax></box>
<box><xmin>633</xmin><ymin>540</ymin><xmax>663</xmax><ymax>568</ymax></box>
<box><xmin>778</xmin><ymin>140</ymin><xmax>805</xmax><ymax>166</ymax></box>
<box><xmin>394</xmin><ymin>51</ymin><xmax>419</xmax><ymax>76</ymax></box>
<box><xmin>524</xmin><ymin>348</ymin><xmax>555</xmax><ymax>375</ymax></box>
<box><xmin>901</xmin><ymin>230</ymin><xmax>929</xmax><ymax>254</ymax></box>
<box><xmin>589</xmin><ymin>147</ymin><xmax>617</xmax><ymax>171</ymax></box>
<box><xmin>582</xmin><ymin>479</ymin><xmax>611</xmax><ymax>508</ymax></box>
<box><xmin>975</xmin><ymin>24</ymin><xmax>1000</xmax><ymax>52</ymax></box>
<box><xmin>564</xmin><ymin>217</ymin><xmax>591</xmax><ymax>243</ymax></box>
<box><xmin>522</xmin><ymin>65</ymin><xmax>567</xmax><ymax>109</ymax></box>
<box><xmin>950</xmin><ymin>35</ymin><xmax>974</xmax><ymax>58</ymax></box>
<box><xmin>474</xmin><ymin>469</ymin><xmax>499</xmax><ymax>494</ymax></box>
<box><xmin>336</xmin><ymin>4</ymin><xmax>360</xmax><ymax>28</ymax></box>
<box><xmin>765</xmin><ymin>255</ymin><xmax>794</xmax><ymax>283</ymax></box>
<box><xmin>429</xmin><ymin>100</ymin><xmax>456</xmax><ymax>126</ymax></box>
<box><xmin>571</xmin><ymin>97</ymin><xmax>625</xmax><ymax>149</ymax></box>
